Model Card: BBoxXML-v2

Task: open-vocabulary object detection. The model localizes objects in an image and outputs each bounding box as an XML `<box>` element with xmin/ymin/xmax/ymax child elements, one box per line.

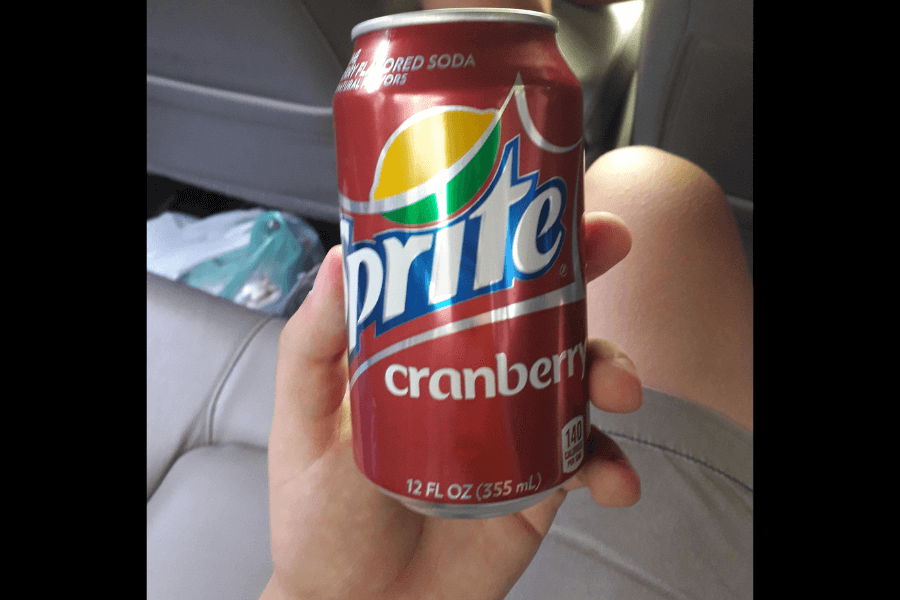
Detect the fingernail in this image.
<box><xmin>614</xmin><ymin>353</ymin><xmax>638</xmax><ymax>378</ymax></box>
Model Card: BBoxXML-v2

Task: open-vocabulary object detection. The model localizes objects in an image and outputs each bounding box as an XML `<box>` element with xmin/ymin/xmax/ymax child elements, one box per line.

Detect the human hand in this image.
<box><xmin>260</xmin><ymin>211</ymin><xmax>641</xmax><ymax>600</ymax></box>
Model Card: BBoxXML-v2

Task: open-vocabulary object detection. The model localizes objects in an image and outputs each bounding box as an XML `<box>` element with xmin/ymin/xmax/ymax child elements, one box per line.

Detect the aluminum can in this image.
<box><xmin>333</xmin><ymin>8</ymin><xmax>587</xmax><ymax>519</ymax></box>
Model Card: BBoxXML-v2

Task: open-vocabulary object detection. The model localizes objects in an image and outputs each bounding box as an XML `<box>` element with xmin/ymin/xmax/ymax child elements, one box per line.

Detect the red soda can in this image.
<box><xmin>333</xmin><ymin>8</ymin><xmax>587</xmax><ymax>518</ymax></box>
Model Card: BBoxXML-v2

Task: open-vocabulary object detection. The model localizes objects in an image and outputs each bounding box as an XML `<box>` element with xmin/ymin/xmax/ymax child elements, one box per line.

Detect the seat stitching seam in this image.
<box><xmin>207</xmin><ymin>316</ymin><xmax>275</xmax><ymax>445</ymax></box>
<box><xmin>602</xmin><ymin>429</ymin><xmax>753</xmax><ymax>495</ymax></box>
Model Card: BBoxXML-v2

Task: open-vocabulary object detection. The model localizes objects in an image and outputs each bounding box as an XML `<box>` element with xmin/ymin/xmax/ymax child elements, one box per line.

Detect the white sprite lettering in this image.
<box><xmin>341</xmin><ymin>217</ymin><xmax>384</xmax><ymax>353</ymax></box>
<box><xmin>514</xmin><ymin>184</ymin><xmax>563</xmax><ymax>273</ymax></box>
<box><xmin>382</xmin><ymin>235</ymin><xmax>434</xmax><ymax>320</ymax></box>
<box><xmin>341</xmin><ymin>137</ymin><xmax>566</xmax><ymax>356</ymax></box>
<box><xmin>470</xmin><ymin>152</ymin><xmax>532</xmax><ymax>289</ymax></box>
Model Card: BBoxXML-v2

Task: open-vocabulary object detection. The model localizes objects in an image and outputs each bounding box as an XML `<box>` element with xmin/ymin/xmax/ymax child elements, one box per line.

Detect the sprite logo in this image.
<box><xmin>372</xmin><ymin>105</ymin><xmax>500</xmax><ymax>226</ymax></box>
<box><xmin>341</xmin><ymin>79</ymin><xmax>581</xmax><ymax>357</ymax></box>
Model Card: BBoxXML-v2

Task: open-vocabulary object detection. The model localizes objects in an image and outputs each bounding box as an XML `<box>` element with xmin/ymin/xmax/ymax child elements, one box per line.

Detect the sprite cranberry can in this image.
<box><xmin>333</xmin><ymin>8</ymin><xmax>587</xmax><ymax>519</ymax></box>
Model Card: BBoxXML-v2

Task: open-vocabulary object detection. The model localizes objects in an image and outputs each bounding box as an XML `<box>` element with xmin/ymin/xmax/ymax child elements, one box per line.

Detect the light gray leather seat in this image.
<box><xmin>147</xmin><ymin>271</ymin><xmax>753</xmax><ymax>600</ymax></box>
<box><xmin>146</xmin><ymin>0</ymin><xmax>645</xmax><ymax>222</ymax></box>
<box><xmin>628</xmin><ymin>0</ymin><xmax>753</xmax><ymax>275</ymax></box>
<box><xmin>147</xmin><ymin>272</ymin><xmax>281</xmax><ymax>598</ymax></box>
<box><xmin>147</xmin><ymin>0</ymin><xmax>387</xmax><ymax>221</ymax></box>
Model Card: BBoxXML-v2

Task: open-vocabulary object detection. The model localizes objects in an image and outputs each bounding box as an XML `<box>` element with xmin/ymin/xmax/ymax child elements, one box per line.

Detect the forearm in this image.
<box><xmin>421</xmin><ymin>0</ymin><xmax>552</xmax><ymax>14</ymax></box>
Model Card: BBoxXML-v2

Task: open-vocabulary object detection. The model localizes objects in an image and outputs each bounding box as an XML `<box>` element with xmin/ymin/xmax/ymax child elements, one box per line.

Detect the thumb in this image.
<box><xmin>271</xmin><ymin>245</ymin><xmax>348</xmax><ymax>468</ymax></box>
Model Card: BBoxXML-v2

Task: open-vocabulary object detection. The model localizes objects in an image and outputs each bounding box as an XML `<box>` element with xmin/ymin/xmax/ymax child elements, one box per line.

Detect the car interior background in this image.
<box><xmin>147</xmin><ymin>1</ymin><xmax>752</xmax><ymax>598</ymax></box>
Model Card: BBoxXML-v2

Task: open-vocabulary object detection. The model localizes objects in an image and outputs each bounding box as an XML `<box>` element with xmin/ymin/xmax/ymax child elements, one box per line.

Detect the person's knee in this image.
<box><xmin>585</xmin><ymin>146</ymin><xmax>728</xmax><ymax>220</ymax></box>
<box><xmin>584</xmin><ymin>145</ymin><xmax>746</xmax><ymax>289</ymax></box>
<box><xmin>583</xmin><ymin>147</ymin><xmax>752</xmax><ymax>429</ymax></box>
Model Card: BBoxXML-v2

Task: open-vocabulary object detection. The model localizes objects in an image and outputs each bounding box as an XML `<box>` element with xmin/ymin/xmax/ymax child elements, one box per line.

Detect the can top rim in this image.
<box><xmin>351</xmin><ymin>9</ymin><xmax>558</xmax><ymax>41</ymax></box>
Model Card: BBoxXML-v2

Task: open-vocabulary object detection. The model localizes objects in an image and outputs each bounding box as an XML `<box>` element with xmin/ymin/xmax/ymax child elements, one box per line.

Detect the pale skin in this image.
<box><xmin>260</xmin><ymin>145</ymin><xmax>753</xmax><ymax>599</ymax></box>
<box><xmin>584</xmin><ymin>147</ymin><xmax>753</xmax><ymax>431</ymax></box>
<box><xmin>261</xmin><ymin>209</ymin><xmax>641</xmax><ymax>600</ymax></box>
<box><xmin>261</xmin><ymin>2</ymin><xmax>752</xmax><ymax>598</ymax></box>
<box><xmin>420</xmin><ymin>0</ymin><xmax>753</xmax><ymax>430</ymax></box>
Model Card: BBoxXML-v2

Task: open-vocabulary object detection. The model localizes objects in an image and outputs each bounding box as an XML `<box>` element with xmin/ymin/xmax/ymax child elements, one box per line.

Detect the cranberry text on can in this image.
<box><xmin>332</xmin><ymin>9</ymin><xmax>588</xmax><ymax>519</ymax></box>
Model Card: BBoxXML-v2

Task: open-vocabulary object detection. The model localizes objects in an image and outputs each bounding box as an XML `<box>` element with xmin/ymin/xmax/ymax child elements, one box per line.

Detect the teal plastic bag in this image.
<box><xmin>177</xmin><ymin>210</ymin><xmax>324</xmax><ymax>315</ymax></box>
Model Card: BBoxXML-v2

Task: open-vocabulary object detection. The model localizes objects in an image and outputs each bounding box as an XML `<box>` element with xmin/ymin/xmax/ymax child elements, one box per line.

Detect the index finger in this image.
<box><xmin>272</xmin><ymin>245</ymin><xmax>348</xmax><ymax>467</ymax></box>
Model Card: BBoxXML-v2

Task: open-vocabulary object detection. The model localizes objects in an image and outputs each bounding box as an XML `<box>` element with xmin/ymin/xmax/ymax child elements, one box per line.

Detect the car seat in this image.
<box><xmin>147</xmin><ymin>0</ymin><xmax>391</xmax><ymax>222</ymax></box>
<box><xmin>625</xmin><ymin>0</ymin><xmax>753</xmax><ymax>275</ymax></box>
<box><xmin>147</xmin><ymin>0</ymin><xmax>644</xmax><ymax>224</ymax></box>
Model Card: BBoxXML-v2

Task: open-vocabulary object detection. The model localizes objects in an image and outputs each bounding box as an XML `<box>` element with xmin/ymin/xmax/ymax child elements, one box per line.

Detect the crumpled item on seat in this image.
<box><xmin>147</xmin><ymin>209</ymin><xmax>325</xmax><ymax>316</ymax></box>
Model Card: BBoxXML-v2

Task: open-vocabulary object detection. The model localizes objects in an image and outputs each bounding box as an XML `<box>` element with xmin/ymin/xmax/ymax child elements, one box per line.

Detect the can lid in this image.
<box><xmin>351</xmin><ymin>8</ymin><xmax>558</xmax><ymax>41</ymax></box>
